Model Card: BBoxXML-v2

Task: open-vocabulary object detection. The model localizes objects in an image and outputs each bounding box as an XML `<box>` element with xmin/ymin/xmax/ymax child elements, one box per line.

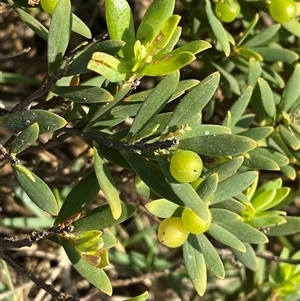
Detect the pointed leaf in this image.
<box><xmin>207</xmin><ymin>223</ymin><xmax>246</xmax><ymax>252</ymax></box>
<box><xmin>183</xmin><ymin>235</ymin><xmax>207</xmax><ymax>296</ymax></box>
<box><xmin>279</xmin><ymin>124</ymin><xmax>300</xmax><ymax>150</ymax></box>
<box><xmin>123</xmin><ymin>292</ymin><xmax>149</xmax><ymax>301</ymax></box>
<box><xmin>205</xmin><ymin>0</ymin><xmax>230</xmax><ymax>57</ymax></box>
<box><xmin>61</xmin><ymin>239</ymin><xmax>112</xmax><ymax>296</ymax></box>
<box><xmin>197</xmin><ymin>234</ymin><xmax>225</xmax><ymax>279</ymax></box>
<box><xmin>257</xmin><ymin>77</ymin><xmax>276</xmax><ymax>118</ymax></box>
<box><xmin>141</xmin><ymin>52</ymin><xmax>195</xmax><ymax>76</ymax></box>
<box><xmin>196</xmin><ymin>173</ymin><xmax>218</xmax><ymax>203</ymax></box>
<box><xmin>127</xmin><ymin>71</ymin><xmax>179</xmax><ymax>140</ymax></box>
<box><xmin>136</xmin><ymin>0</ymin><xmax>175</xmax><ymax>46</ymax></box>
<box><xmin>67</xmin><ymin>40</ymin><xmax>125</xmax><ymax>76</ymax></box>
<box><xmin>93</xmin><ymin>145</ymin><xmax>122</xmax><ymax>220</ymax></box>
<box><xmin>248</xmin><ymin>211</ymin><xmax>286</xmax><ymax>228</ymax></box>
<box><xmin>179</xmin><ymin>134</ymin><xmax>257</xmax><ymax>156</ymax></box>
<box><xmin>72</xmin><ymin>203</ymin><xmax>136</xmax><ymax>232</ymax></box>
<box><xmin>51</xmin><ymin>86</ymin><xmax>113</xmax><ymax>103</ymax></box>
<box><xmin>11</xmin><ymin>123</ymin><xmax>39</xmax><ymax>155</ymax></box>
<box><xmin>267</xmin><ymin>216</ymin><xmax>300</xmax><ymax>236</ymax></box>
<box><xmin>0</xmin><ymin>110</ymin><xmax>67</xmax><ymax>133</ymax></box>
<box><xmin>252</xmin><ymin>47</ymin><xmax>299</xmax><ymax>63</ymax></box>
<box><xmin>105</xmin><ymin>0</ymin><xmax>135</xmax><ymax>60</ymax></box>
<box><xmin>145</xmin><ymin>199</ymin><xmax>181</xmax><ymax>218</ymax></box>
<box><xmin>211</xmin><ymin>171</ymin><xmax>258</xmax><ymax>204</ymax></box>
<box><xmin>71</xmin><ymin>13</ymin><xmax>92</xmax><ymax>38</ymax></box>
<box><xmin>47</xmin><ymin>0</ymin><xmax>72</xmax><ymax>74</ymax></box>
<box><xmin>15</xmin><ymin>7</ymin><xmax>48</xmax><ymax>40</ymax></box>
<box><xmin>12</xmin><ymin>163</ymin><xmax>58</xmax><ymax>215</ymax></box>
<box><xmin>223</xmin><ymin>86</ymin><xmax>253</xmax><ymax>128</ymax></box>
<box><xmin>240</xmin><ymin>127</ymin><xmax>273</xmax><ymax>141</ymax></box>
<box><xmin>232</xmin><ymin>243</ymin><xmax>258</xmax><ymax>271</ymax></box>
<box><xmin>165</xmin><ymin>72</ymin><xmax>220</xmax><ymax>131</ymax></box>
<box><xmin>55</xmin><ymin>170</ymin><xmax>100</xmax><ymax>225</ymax></box>
<box><xmin>210</xmin><ymin>208</ymin><xmax>240</xmax><ymax>223</ymax></box>
<box><xmin>204</xmin><ymin>156</ymin><xmax>244</xmax><ymax>182</ymax></box>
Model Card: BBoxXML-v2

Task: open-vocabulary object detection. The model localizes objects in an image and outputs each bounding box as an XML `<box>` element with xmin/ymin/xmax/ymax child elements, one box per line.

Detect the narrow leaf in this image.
<box><xmin>12</xmin><ymin>163</ymin><xmax>58</xmax><ymax>215</ymax></box>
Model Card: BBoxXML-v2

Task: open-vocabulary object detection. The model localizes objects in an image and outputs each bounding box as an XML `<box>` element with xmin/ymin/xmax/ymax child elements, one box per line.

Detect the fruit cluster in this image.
<box><xmin>214</xmin><ymin>0</ymin><xmax>296</xmax><ymax>24</ymax></box>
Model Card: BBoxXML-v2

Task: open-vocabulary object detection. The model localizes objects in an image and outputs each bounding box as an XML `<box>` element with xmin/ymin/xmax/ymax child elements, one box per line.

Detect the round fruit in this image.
<box><xmin>170</xmin><ymin>150</ymin><xmax>203</xmax><ymax>183</ymax></box>
<box><xmin>40</xmin><ymin>0</ymin><xmax>59</xmax><ymax>14</ymax></box>
<box><xmin>181</xmin><ymin>208</ymin><xmax>212</xmax><ymax>234</ymax></box>
<box><xmin>158</xmin><ymin>217</ymin><xmax>189</xmax><ymax>248</ymax></box>
<box><xmin>215</xmin><ymin>0</ymin><xmax>241</xmax><ymax>23</ymax></box>
<box><xmin>269</xmin><ymin>0</ymin><xmax>296</xmax><ymax>24</ymax></box>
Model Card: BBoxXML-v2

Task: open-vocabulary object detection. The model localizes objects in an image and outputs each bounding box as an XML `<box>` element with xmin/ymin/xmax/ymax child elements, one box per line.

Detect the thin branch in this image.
<box><xmin>256</xmin><ymin>252</ymin><xmax>300</xmax><ymax>265</ymax></box>
<box><xmin>0</xmin><ymin>250</ymin><xmax>79</xmax><ymax>301</ymax></box>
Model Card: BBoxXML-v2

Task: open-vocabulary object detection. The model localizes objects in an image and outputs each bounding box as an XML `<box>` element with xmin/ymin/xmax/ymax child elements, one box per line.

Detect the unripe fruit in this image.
<box><xmin>181</xmin><ymin>208</ymin><xmax>212</xmax><ymax>234</ymax></box>
<box><xmin>170</xmin><ymin>150</ymin><xmax>203</xmax><ymax>183</ymax></box>
<box><xmin>269</xmin><ymin>0</ymin><xmax>296</xmax><ymax>24</ymax></box>
<box><xmin>158</xmin><ymin>217</ymin><xmax>189</xmax><ymax>248</ymax></box>
<box><xmin>215</xmin><ymin>0</ymin><xmax>241</xmax><ymax>23</ymax></box>
<box><xmin>40</xmin><ymin>0</ymin><xmax>59</xmax><ymax>14</ymax></box>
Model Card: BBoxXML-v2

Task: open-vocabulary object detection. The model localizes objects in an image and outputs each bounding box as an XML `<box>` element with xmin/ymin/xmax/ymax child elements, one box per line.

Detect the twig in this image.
<box><xmin>256</xmin><ymin>252</ymin><xmax>300</xmax><ymax>265</ymax></box>
<box><xmin>0</xmin><ymin>250</ymin><xmax>79</xmax><ymax>301</ymax></box>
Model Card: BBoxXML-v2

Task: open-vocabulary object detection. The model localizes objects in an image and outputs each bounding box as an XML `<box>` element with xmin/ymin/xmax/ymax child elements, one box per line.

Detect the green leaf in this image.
<box><xmin>67</xmin><ymin>40</ymin><xmax>125</xmax><ymax>76</ymax></box>
<box><xmin>141</xmin><ymin>52</ymin><xmax>195</xmax><ymax>76</ymax></box>
<box><xmin>0</xmin><ymin>110</ymin><xmax>67</xmax><ymax>133</ymax></box>
<box><xmin>61</xmin><ymin>239</ymin><xmax>112</xmax><ymax>296</ymax></box>
<box><xmin>93</xmin><ymin>145</ymin><xmax>122</xmax><ymax>220</ymax></box>
<box><xmin>248</xmin><ymin>211</ymin><xmax>286</xmax><ymax>229</ymax></box>
<box><xmin>183</xmin><ymin>235</ymin><xmax>207</xmax><ymax>296</ymax></box>
<box><xmin>47</xmin><ymin>0</ymin><xmax>72</xmax><ymax>74</ymax></box>
<box><xmin>282</xmin><ymin>19</ymin><xmax>300</xmax><ymax>38</ymax></box>
<box><xmin>243</xmin><ymin>150</ymin><xmax>280</xmax><ymax>171</ymax></box>
<box><xmin>231</xmin><ymin>243</ymin><xmax>258</xmax><ymax>271</ymax></box>
<box><xmin>122</xmin><ymin>152</ymin><xmax>183</xmax><ymax>206</ymax></box>
<box><xmin>196</xmin><ymin>234</ymin><xmax>225</xmax><ymax>279</ymax></box>
<box><xmin>210</xmin><ymin>171</ymin><xmax>258</xmax><ymax>204</ymax></box>
<box><xmin>165</xmin><ymin>72</ymin><xmax>220</xmax><ymax>132</ymax></box>
<box><xmin>122</xmin><ymin>292</ymin><xmax>149</xmax><ymax>301</ymax></box>
<box><xmin>11</xmin><ymin>123</ymin><xmax>39</xmax><ymax>155</ymax></box>
<box><xmin>55</xmin><ymin>170</ymin><xmax>100</xmax><ymax>225</ymax></box>
<box><xmin>179</xmin><ymin>134</ymin><xmax>257</xmax><ymax>156</ymax></box>
<box><xmin>205</xmin><ymin>0</ymin><xmax>230</xmax><ymax>57</ymax></box>
<box><xmin>210</xmin><ymin>198</ymin><xmax>245</xmax><ymax>213</ymax></box>
<box><xmin>71</xmin><ymin>13</ymin><xmax>92</xmax><ymax>38</ymax></box>
<box><xmin>219</xmin><ymin>221</ymin><xmax>268</xmax><ymax>244</ymax></box>
<box><xmin>243</xmin><ymin>24</ymin><xmax>281</xmax><ymax>48</ymax></box>
<box><xmin>147</xmin><ymin>15</ymin><xmax>181</xmax><ymax>56</ymax></box>
<box><xmin>257</xmin><ymin>77</ymin><xmax>276</xmax><ymax>118</ymax></box>
<box><xmin>279</xmin><ymin>124</ymin><xmax>300</xmax><ymax>151</ymax></box>
<box><xmin>239</xmin><ymin>127</ymin><xmax>273</xmax><ymax>141</ymax></box>
<box><xmin>105</xmin><ymin>0</ymin><xmax>135</xmax><ymax>60</ymax></box>
<box><xmin>157</xmin><ymin>155</ymin><xmax>211</xmax><ymax>223</ymax></box>
<box><xmin>127</xmin><ymin>71</ymin><xmax>179</xmax><ymax>141</ymax></box>
<box><xmin>204</xmin><ymin>156</ymin><xmax>244</xmax><ymax>182</ymax></box>
<box><xmin>145</xmin><ymin>199</ymin><xmax>181</xmax><ymax>218</ymax></box>
<box><xmin>51</xmin><ymin>86</ymin><xmax>113</xmax><ymax>103</ymax></box>
<box><xmin>252</xmin><ymin>47</ymin><xmax>299</xmax><ymax>63</ymax></box>
<box><xmin>15</xmin><ymin>7</ymin><xmax>48</xmax><ymax>40</ymax></box>
<box><xmin>223</xmin><ymin>86</ymin><xmax>253</xmax><ymax>128</ymax></box>
<box><xmin>207</xmin><ymin>223</ymin><xmax>246</xmax><ymax>252</ymax></box>
<box><xmin>208</xmin><ymin>60</ymin><xmax>240</xmax><ymax>95</ymax></box>
<box><xmin>136</xmin><ymin>0</ymin><xmax>175</xmax><ymax>46</ymax></box>
<box><xmin>211</xmin><ymin>208</ymin><xmax>240</xmax><ymax>223</ymax></box>
<box><xmin>87</xmin><ymin>52</ymin><xmax>132</xmax><ymax>82</ymax></box>
<box><xmin>12</xmin><ymin>163</ymin><xmax>58</xmax><ymax>215</ymax></box>
<box><xmin>72</xmin><ymin>203</ymin><xmax>136</xmax><ymax>232</ymax></box>
<box><xmin>248</xmin><ymin>58</ymin><xmax>262</xmax><ymax>87</ymax></box>
<box><xmin>235</xmin><ymin>47</ymin><xmax>263</xmax><ymax>61</ymax></box>
<box><xmin>267</xmin><ymin>216</ymin><xmax>300</xmax><ymax>236</ymax></box>
<box><xmin>196</xmin><ymin>173</ymin><xmax>218</xmax><ymax>203</ymax></box>
<box><xmin>251</xmin><ymin>189</ymin><xmax>276</xmax><ymax>212</ymax></box>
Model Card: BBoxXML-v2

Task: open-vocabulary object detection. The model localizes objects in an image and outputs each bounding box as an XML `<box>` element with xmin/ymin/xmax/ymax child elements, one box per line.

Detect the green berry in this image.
<box><xmin>170</xmin><ymin>150</ymin><xmax>203</xmax><ymax>183</ymax></box>
<box><xmin>269</xmin><ymin>0</ymin><xmax>296</xmax><ymax>24</ymax></box>
<box><xmin>40</xmin><ymin>0</ymin><xmax>59</xmax><ymax>14</ymax></box>
<box><xmin>181</xmin><ymin>208</ymin><xmax>212</xmax><ymax>234</ymax></box>
<box><xmin>158</xmin><ymin>217</ymin><xmax>189</xmax><ymax>248</ymax></box>
<box><xmin>215</xmin><ymin>0</ymin><xmax>241</xmax><ymax>23</ymax></box>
